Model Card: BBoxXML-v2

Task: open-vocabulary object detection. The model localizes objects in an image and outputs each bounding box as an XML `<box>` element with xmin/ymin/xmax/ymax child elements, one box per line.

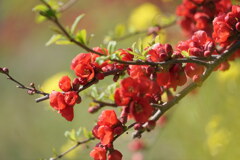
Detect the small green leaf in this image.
<box><xmin>71</xmin><ymin>14</ymin><xmax>85</xmax><ymax>34</ymax></box>
<box><xmin>181</xmin><ymin>50</ymin><xmax>190</xmax><ymax>57</ymax></box>
<box><xmin>91</xmin><ymin>86</ymin><xmax>99</xmax><ymax>98</ymax></box>
<box><xmin>33</xmin><ymin>4</ymin><xmax>47</xmax><ymax>12</ymax></box>
<box><xmin>45</xmin><ymin>34</ymin><xmax>62</xmax><ymax>46</ymax></box>
<box><xmin>83</xmin><ymin>128</ymin><xmax>93</xmax><ymax>139</ymax></box>
<box><xmin>128</xmin><ymin>51</ymin><xmax>146</xmax><ymax>60</ymax></box>
<box><xmin>138</xmin><ymin>39</ymin><xmax>143</xmax><ymax>53</ymax></box>
<box><xmin>76</xmin><ymin>29</ymin><xmax>87</xmax><ymax>45</ymax></box>
<box><xmin>110</xmin><ymin>53</ymin><xmax>120</xmax><ymax>60</ymax></box>
<box><xmin>76</xmin><ymin>128</ymin><xmax>83</xmax><ymax>137</ymax></box>
<box><xmin>107</xmin><ymin>41</ymin><xmax>117</xmax><ymax>54</ymax></box>
<box><xmin>55</xmin><ymin>40</ymin><xmax>73</xmax><ymax>45</ymax></box>
<box><xmin>95</xmin><ymin>56</ymin><xmax>109</xmax><ymax>65</ymax></box>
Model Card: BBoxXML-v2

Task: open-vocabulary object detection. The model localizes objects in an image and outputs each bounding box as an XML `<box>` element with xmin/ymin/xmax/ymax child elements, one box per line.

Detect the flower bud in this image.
<box><xmin>236</xmin><ymin>22</ymin><xmax>240</xmax><ymax>32</ymax></box>
<box><xmin>2</xmin><ymin>67</ymin><xmax>9</xmax><ymax>74</ymax></box>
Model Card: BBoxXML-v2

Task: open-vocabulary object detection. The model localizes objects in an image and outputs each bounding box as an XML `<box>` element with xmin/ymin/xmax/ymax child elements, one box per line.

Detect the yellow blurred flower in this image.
<box><xmin>205</xmin><ymin>115</ymin><xmax>230</xmax><ymax>156</ymax></box>
<box><xmin>128</xmin><ymin>3</ymin><xmax>161</xmax><ymax>31</ymax></box>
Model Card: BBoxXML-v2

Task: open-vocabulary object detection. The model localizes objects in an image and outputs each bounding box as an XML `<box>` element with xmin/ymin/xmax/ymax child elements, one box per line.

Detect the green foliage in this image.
<box><xmin>107</xmin><ymin>41</ymin><xmax>117</xmax><ymax>54</ymax></box>
<box><xmin>64</xmin><ymin>128</ymin><xmax>93</xmax><ymax>142</ymax></box>
<box><xmin>70</xmin><ymin>14</ymin><xmax>85</xmax><ymax>34</ymax></box>
<box><xmin>181</xmin><ymin>50</ymin><xmax>190</xmax><ymax>57</ymax></box>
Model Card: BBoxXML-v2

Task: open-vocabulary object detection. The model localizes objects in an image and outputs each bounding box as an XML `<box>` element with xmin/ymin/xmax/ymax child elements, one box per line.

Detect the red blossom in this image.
<box><xmin>90</xmin><ymin>147</ymin><xmax>107</xmax><ymax>160</ymax></box>
<box><xmin>59</xmin><ymin>76</ymin><xmax>71</xmax><ymax>92</ymax></box>
<box><xmin>129</xmin><ymin>98</ymin><xmax>153</xmax><ymax>123</ymax></box>
<box><xmin>64</xmin><ymin>91</ymin><xmax>80</xmax><ymax>106</ymax></box>
<box><xmin>74</xmin><ymin>63</ymin><xmax>95</xmax><ymax>82</ymax></box>
<box><xmin>49</xmin><ymin>91</ymin><xmax>67</xmax><ymax>110</ymax></box>
<box><xmin>97</xmin><ymin>110</ymin><xmax>119</xmax><ymax>127</ymax></box>
<box><xmin>59</xmin><ymin>106</ymin><xmax>74</xmax><ymax>121</ymax></box>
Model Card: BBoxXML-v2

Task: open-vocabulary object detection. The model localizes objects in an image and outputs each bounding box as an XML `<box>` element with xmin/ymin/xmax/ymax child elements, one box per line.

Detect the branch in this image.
<box><xmin>35</xmin><ymin>68</ymin><xmax>126</xmax><ymax>103</ymax></box>
<box><xmin>40</xmin><ymin>0</ymin><xmax>104</xmax><ymax>56</ymax></box>
<box><xmin>133</xmin><ymin>40</ymin><xmax>240</xmax><ymax>138</ymax></box>
<box><xmin>0</xmin><ymin>67</ymin><xmax>48</xmax><ymax>96</ymax></box>
<box><xmin>112</xmin><ymin>56</ymin><xmax>212</xmax><ymax>67</ymax></box>
<box><xmin>49</xmin><ymin>137</ymin><xmax>95</xmax><ymax>160</ymax></box>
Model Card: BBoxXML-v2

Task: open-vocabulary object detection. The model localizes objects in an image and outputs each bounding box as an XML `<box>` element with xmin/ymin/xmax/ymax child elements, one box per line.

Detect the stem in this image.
<box><xmin>1</xmin><ymin>70</ymin><xmax>48</xmax><ymax>96</ymax></box>
<box><xmin>50</xmin><ymin>137</ymin><xmax>95</xmax><ymax>160</ymax></box>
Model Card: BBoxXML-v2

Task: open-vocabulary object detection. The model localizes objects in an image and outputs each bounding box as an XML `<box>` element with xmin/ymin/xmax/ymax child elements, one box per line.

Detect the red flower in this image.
<box><xmin>74</xmin><ymin>63</ymin><xmax>95</xmax><ymax>82</ymax></box>
<box><xmin>114</xmin><ymin>88</ymin><xmax>130</xmax><ymax>106</ymax></box>
<box><xmin>148</xmin><ymin>43</ymin><xmax>172</xmax><ymax>62</ymax></box>
<box><xmin>156</xmin><ymin>71</ymin><xmax>170</xmax><ymax>86</ymax></box>
<box><xmin>185</xmin><ymin>63</ymin><xmax>205</xmax><ymax>79</ymax></box>
<box><xmin>129</xmin><ymin>98</ymin><xmax>153</xmax><ymax>123</ymax></box>
<box><xmin>95</xmin><ymin>125</ymin><xmax>114</xmax><ymax>145</ymax></box>
<box><xmin>108</xmin><ymin>150</ymin><xmax>123</xmax><ymax>160</ymax></box>
<box><xmin>71</xmin><ymin>53</ymin><xmax>92</xmax><ymax>70</ymax></box>
<box><xmin>59</xmin><ymin>76</ymin><xmax>71</xmax><ymax>92</ymax></box>
<box><xmin>90</xmin><ymin>147</ymin><xmax>107</xmax><ymax>160</ymax></box>
<box><xmin>64</xmin><ymin>91</ymin><xmax>80</xmax><ymax>106</ymax></box>
<box><xmin>59</xmin><ymin>106</ymin><xmax>74</xmax><ymax>121</ymax></box>
<box><xmin>49</xmin><ymin>91</ymin><xmax>67</xmax><ymax>110</ymax></box>
<box><xmin>97</xmin><ymin>110</ymin><xmax>119</xmax><ymax>127</ymax></box>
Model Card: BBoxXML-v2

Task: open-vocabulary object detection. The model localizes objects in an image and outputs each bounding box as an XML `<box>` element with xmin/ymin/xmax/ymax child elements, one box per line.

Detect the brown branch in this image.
<box><xmin>112</xmin><ymin>56</ymin><xmax>212</xmax><ymax>67</ymax></box>
<box><xmin>50</xmin><ymin>137</ymin><xmax>95</xmax><ymax>160</ymax></box>
<box><xmin>35</xmin><ymin>68</ymin><xmax>125</xmax><ymax>103</ymax></box>
<box><xmin>0</xmin><ymin>67</ymin><xmax>48</xmax><ymax>96</ymax></box>
<box><xmin>40</xmin><ymin>0</ymin><xmax>104</xmax><ymax>56</ymax></box>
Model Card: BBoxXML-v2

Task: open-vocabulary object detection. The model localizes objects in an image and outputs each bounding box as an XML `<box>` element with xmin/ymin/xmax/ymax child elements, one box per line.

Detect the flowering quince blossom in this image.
<box><xmin>176</xmin><ymin>0</ymin><xmax>232</xmax><ymax>35</ymax></box>
<box><xmin>49</xmin><ymin>76</ymin><xmax>81</xmax><ymax>121</ymax></box>
<box><xmin>90</xmin><ymin>110</ymin><xmax>123</xmax><ymax>160</ymax></box>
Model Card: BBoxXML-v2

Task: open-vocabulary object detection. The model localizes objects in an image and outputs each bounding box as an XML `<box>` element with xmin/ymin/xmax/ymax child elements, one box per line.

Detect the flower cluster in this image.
<box><xmin>49</xmin><ymin>76</ymin><xmax>81</xmax><ymax>121</ymax></box>
<box><xmin>176</xmin><ymin>0</ymin><xmax>232</xmax><ymax>35</ymax></box>
<box><xmin>213</xmin><ymin>5</ymin><xmax>240</xmax><ymax>47</ymax></box>
<box><xmin>90</xmin><ymin>110</ymin><xmax>123</xmax><ymax>160</ymax></box>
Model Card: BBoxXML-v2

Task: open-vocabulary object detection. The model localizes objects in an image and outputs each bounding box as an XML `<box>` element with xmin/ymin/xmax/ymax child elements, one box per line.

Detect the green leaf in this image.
<box><xmin>107</xmin><ymin>41</ymin><xmax>117</xmax><ymax>54</ymax></box>
<box><xmin>76</xmin><ymin>29</ymin><xmax>87</xmax><ymax>45</ymax></box>
<box><xmin>138</xmin><ymin>39</ymin><xmax>143</xmax><ymax>53</ymax></box>
<box><xmin>71</xmin><ymin>14</ymin><xmax>85</xmax><ymax>34</ymax></box>
<box><xmin>181</xmin><ymin>50</ymin><xmax>190</xmax><ymax>57</ymax></box>
<box><xmin>110</xmin><ymin>53</ymin><xmax>120</xmax><ymax>60</ymax></box>
<box><xmin>95</xmin><ymin>56</ymin><xmax>109</xmax><ymax>65</ymax></box>
<box><xmin>55</xmin><ymin>40</ymin><xmax>73</xmax><ymax>45</ymax></box>
<box><xmin>128</xmin><ymin>51</ymin><xmax>146</xmax><ymax>60</ymax></box>
<box><xmin>33</xmin><ymin>4</ymin><xmax>47</xmax><ymax>12</ymax></box>
<box><xmin>90</xmin><ymin>86</ymin><xmax>99</xmax><ymax>98</ymax></box>
<box><xmin>83</xmin><ymin>128</ymin><xmax>93</xmax><ymax>139</ymax></box>
<box><xmin>64</xmin><ymin>129</ymin><xmax>77</xmax><ymax>141</ymax></box>
<box><xmin>76</xmin><ymin>128</ymin><xmax>82</xmax><ymax>137</ymax></box>
<box><xmin>45</xmin><ymin>34</ymin><xmax>62</xmax><ymax>46</ymax></box>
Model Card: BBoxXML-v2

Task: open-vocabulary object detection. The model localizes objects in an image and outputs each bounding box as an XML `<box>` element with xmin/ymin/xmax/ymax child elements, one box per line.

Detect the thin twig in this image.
<box><xmin>50</xmin><ymin>137</ymin><xmax>95</xmax><ymax>160</ymax></box>
<box><xmin>1</xmin><ymin>69</ymin><xmax>48</xmax><ymax>96</ymax></box>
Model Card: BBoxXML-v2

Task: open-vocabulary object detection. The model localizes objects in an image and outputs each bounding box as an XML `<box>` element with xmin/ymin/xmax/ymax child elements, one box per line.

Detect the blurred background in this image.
<box><xmin>1</xmin><ymin>0</ymin><xmax>240</xmax><ymax>159</ymax></box>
